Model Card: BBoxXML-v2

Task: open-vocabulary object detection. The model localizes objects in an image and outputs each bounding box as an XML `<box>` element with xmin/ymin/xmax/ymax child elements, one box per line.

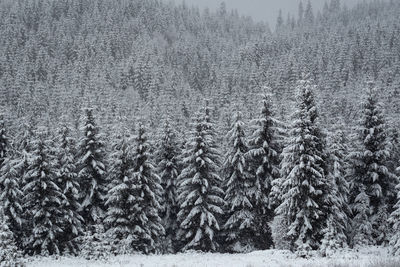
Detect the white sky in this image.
<box><xmin>166</xmin><ymin>0</ymin><xmax>362</xmax><ymax>27</ymax></box>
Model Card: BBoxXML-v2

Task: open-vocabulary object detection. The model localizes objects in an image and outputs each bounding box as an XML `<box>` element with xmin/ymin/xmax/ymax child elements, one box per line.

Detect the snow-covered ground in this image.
<box><xmin>27</xmin><ymin>247</ymin><xmax>397</xmax><ymax>267</ymax></box>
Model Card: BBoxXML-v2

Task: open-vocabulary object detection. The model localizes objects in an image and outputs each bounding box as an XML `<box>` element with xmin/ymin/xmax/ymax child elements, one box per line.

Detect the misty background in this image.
<box><xmin>166</xmin><ymin>0</ymin><xmax>361</xmax><ymax>27</ymax></box>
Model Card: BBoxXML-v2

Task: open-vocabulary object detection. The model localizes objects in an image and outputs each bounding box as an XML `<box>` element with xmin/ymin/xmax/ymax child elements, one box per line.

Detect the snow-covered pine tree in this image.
<box><xmin>156</xmin><ymin>119</ymin><xmax>181</xmax><ymax>253</ymax></box>
<box><xmin>349</xmin><ymin>85</ymin><xmax>395</xmax><ymax>245</ymax></box>
<box><xmin>0</xmin><ymin>114</ymin><xmax>9</xmax><ymax>169</ymax></box>
<box><xmin>104</xmin><ymin>130</ymin><xmax>137</xmax><ymax>255</ymax></box>
<box><xmin>246</xmin><ymin>94</ymin><xmax>280</xmax><ymax>250</ymax></box>
<box><xmin>0</xmin><ymin>154</ymin><xmax>24</xmax><ymax>249</ymax></box>
<box><xmin>54</xmin><ymin>123</ymin><xmax>84</xmax><ymax>255</ymax></box>
<box><xmin>319</xmin><ymin>215</ymin><xmax>344</xmax><ymax>257</ymax></box>
<box><xmin>275</xmin><ymin>79</ymin><xmax>330</xmax><ymax>257</ymax></box>
<box><xmin>324</xmin><ymin>129</ymin><xmax>352</xmax><ymax>248</ymax></box>
<box><xmin>223</xmin><ymin>111</ymin><xmax>254</xmax><ymax>252</ymax></box>
<box><xmin>320</xmin><ymin>130</ymin><xmax>351</xmax><ymax>255</ymax></box>
<box><xmin>352</xmin><ymin>186</ymin><xmax>374</xmax><ymax>247</ymax></box>
<box><xmin>22</xmin><ymin>128</ymin><xmax>66</xmax><ymax>255</ymax></box>
<box><xmin>389</xmin><ymin>175</ymin><xmax>400</xmax><ymax>256</ymax></box>
<box><xmin>328</xmin><ymin>129</ymin><xmax>351</xmax><ymax>217</ymax></box>
<box><xmin>77</xmin><ymin>108</ymin><xmax>107</xmax><ymax>226</ymax></box>
<box><xmin>177</xmin><ymin>108</ymin><xmax>224</xmax><ymax>252</ymax></box>
<box><xmin>80</xmin><ymin>222</ymin><xmax>112</xmax><ymax>261</ymax></box>
<box><xmin>0</xmin><ymin>208</ymin><xmax>22</xmax><ymax>267</ymax></box>
<box><xmin>129</xmin><ymin>123</ymin><xmax>164</xmax><ymax>254</ymax></box>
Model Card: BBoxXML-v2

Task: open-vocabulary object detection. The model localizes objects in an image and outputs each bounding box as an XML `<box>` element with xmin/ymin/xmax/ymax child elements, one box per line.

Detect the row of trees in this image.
<box><xmin>1</xmin><ymin>78</ymin><xmax>400</xmax><ymax>262</ymax></box>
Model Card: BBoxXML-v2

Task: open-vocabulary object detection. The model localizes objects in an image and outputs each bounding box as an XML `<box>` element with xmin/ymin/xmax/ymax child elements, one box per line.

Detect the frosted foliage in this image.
<box><xmin>177</xmin><ymin>108</ymin><xmax>224</xmax><ymax>252</ymax></box>
<box><xmin>79</xmin><ymin>224</ymin><xmax>112</xmax><ymax>261</ymax></box>
<box><xmin>0</xmin><ymin>209</ymin><xmax>22</xmax><ymax>267</ymax></box>
<box><xmin>223</xmin><ymin>111</ymin><xmax>254</xmax><ymax>252</ymax></box>
<box><xmin>22</xmin><ymin>130</ymin><xmax>67</xmax><ymax>256</ymax></box>
<box><xmin>275</xmin><ymin>79</ymin><xmax>330</xmax><ymax>255</ymax></box>
<box><xmin>78</xmin><ymin>108</ymin><xmax>107</xmax><ymax>225</ymax></box>
<box><xmin>128</xmin><ymin>124</ymin><xmax>164</xmax><ymax>254</ymax></box>
<box><xmin>156</xmin><ymin>120</ymin><xmax>181</xmax><ymax>253</ymax></box>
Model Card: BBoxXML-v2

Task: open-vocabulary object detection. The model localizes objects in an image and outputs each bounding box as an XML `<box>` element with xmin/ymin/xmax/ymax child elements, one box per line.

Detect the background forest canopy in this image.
<box><xmin>0</xmin><ymin>0</ymin><xmax>399</xmax><ymax>137</ymax></box>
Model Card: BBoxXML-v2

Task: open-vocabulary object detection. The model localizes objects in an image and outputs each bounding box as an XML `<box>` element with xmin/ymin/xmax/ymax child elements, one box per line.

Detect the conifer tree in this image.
<box><xmin>325</xmin><ymin>129</ymin><xmax>352</xmax><ymax>246</ymax></box>
<box><xmin>80</xmin><ymin>223</ymin><xmax>112</xmax><ymax>261</ymax></box>
<box><xmin>129</xmin><ymin>123</ymin><xmax>164</xmax><ymax>254</ymax></box>
<box><xmin>0</xmin><ymin>154</ymin><xmax>24</xmax><ymax>248</ymax></box>
<box><xmin>320</xmin><ymin>131</ymin><xmax>350</xmax><ymax>255</ymax></box>
<box><xmin>156</xmin><ymin>119</ymin><xmax>181</xmax><ymax>253</ymax></box>
<box><xmin>246</xmin><ymin>94</ymin><xmax>280</xmax><ymax>250</ymax></box>
<box><xmin>23</xmin><ymin>128</ymin><xmax>66</xmax><ymax>255</ymax></box>
<box><xmin>104</xmin><ymin>131</ymin><xmax>137</xmax><ymax>254</ymax></box>
<box><xmin>349</xmin><ymin>86</ymin><xmax>395</xmax><ymax>244</ymax></box>
<box><xmin>55</xmin><ymin>123</ymin><xmax>84</xmax><ymax>255</ymax></box>
<box><xmin>177</xmin><ymin>108</ymin><xmax>224</xmax><ymax>252</ymax></box>
<box><xmin>0</xmin><ymin>114</ymin><xmax>8</xmax><ymax>169</ymax></box>
<box><xmin>352</xmin><ymin>186</ymin><xmax>374</xmax><ymax>246</ymax></box>
<box><xmin>328</xmin><ymin>129</ymin><xmax>351</xmax><ymax>217</ymax></box>
<box><xmin>0</xmin><ymin>208</ymin><xmax>22</xmax><ymax>267</ymax></box>
<box><xmin>77</xmin><ymin>108</ymin><xmax>107</xmax><ymax>225</ymax></box>
<box><xmin>275</xmin><ymin>79</ymin><xmax>330</xmax><ymax>256</ymax></box>
<box><xmin>389</xmin><ymin>177</ymin><xmax>400</xmax><ymax>256</ymax></box>
<box><xmin>223</xmin><ymin>111</ymin><xmax>254</xmax><ymax>252</ymax></box>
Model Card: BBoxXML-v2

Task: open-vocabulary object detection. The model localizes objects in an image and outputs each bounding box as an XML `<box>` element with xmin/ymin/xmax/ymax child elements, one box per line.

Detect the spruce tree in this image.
<box><xmin>0</xmin><ymin>208</ymin><xmax>22</xmax><ymax>266</ymax></box>
<box><xmin>389</xmin><ymin>177</ymin><xmax>400</xmax><ymax>256</ymax></box>
<box><xmin>104</xmin><ymin>131</ymin><xmax>137</xmax><ymax>254</ymax></box>
<box><xmin>328</xmin><ymin>130</ymin><xmax>351</xmax><ymax>216</ymax></box>
<box><xmin>22</xmin><ymin>128</ymin><xmax>66</xmax><ymax>255</ymax></box>
<box><xmin>275</xmin><ymin>79</ymin><xmax>330</xmax><ymax>256</ymax></box>
<box><xmin>320</xmin><ymin>132</ymin><xmax>350</xmax><ymax>255</ymax></box>
<box><xmin>129</xmin><ymin>123</ymin><xmax>164</xmax><ymax>254</ymax></box>
<box><xmin>54</xmin><ymin>123</ymin><xmax>84</xmax><ymax>255</ymax></box>
<box><xmin>0</xmin><ymin>154</ymin><xmax>24</xmax><ymax>248</ymax></box>
<box><xmin>177</xmin><ymin>108</ymin><xmax>224</xmax><ymax>252</ymax></box>
<box><xmin>0</xmin><ymin>114</ymin><xmax>8</xmax><ymax>169</ymax></box>
<box><xmin>349</xmin><ymin>86</ymin><xmax>395</xmax><ymax>245</ymax></box>
<box><xmin>352</xmin><ymin>186</ymin><xmax>374</xmax><ymax>246</ymax></box>
<box><xmin>156</xmin><ymin>119</ymin><xmax>181</xmax><ymax>253</ymax></box>
<box><xmin>223</xmin><ymin>111</ymin><xmax>254</xmax><ymax>252</ymax></box>
<box><xmin>246</xmin><ymin>94</ymin><xmax>280</xmax><ymax>250</ymax></box>
<box><xmin>320</xmin><ymin>133</ymin><xmax>350</xmax><ymax>255</ymax></box>
<box><xmin>80</xmin><ymin>223</ymin><xmax>112</xmax><ymax>261</ymax></box>
<box><xmin>77</xmin><ymin>108</ymin><xmax>107</xmax><ymax>226</ymax></box>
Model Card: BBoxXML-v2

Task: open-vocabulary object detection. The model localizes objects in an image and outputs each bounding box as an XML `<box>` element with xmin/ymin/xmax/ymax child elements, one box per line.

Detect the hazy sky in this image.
<box><xmin>168</xmin><ymin>0</ymin><xmax>361</xmax><ymax>27</ymax></box>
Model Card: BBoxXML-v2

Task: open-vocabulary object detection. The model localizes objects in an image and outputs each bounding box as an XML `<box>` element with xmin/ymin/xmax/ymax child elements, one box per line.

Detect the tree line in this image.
<box><xmin>1</xmin><ymin>77</ymin><xmax>400</xmax><ymax>264</ymax></box>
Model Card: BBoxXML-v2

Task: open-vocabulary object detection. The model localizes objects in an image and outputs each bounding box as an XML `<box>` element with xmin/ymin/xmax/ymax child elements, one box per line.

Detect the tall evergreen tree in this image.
<box><xmin>104</xmin><ymin>131</ymin><xmax>137</xmax><ymax>254</ymax></box>
<box><xmin>22</xmin><ymin>128</ymin><xmax>66</xmax><ymax>255</ymax></box>
<box><xmin>0</xmin><ymin>114</ymin><xmax>8</xmax><ymax>169</ymax></box>
<box><xmin>156</xmin><ymin>119</ymin><xmax>181</xmax><ymax>253</ymax></box>
<box><xmin>275</xmin><ymin>79</ymin><xmax>331</xmax><ymax>256</ymax></box>
<box><xmin>389</xmin><ymin>174</ymin><xmax>400</xmax><ymax>256</ymax></box>
<box><xmin>246</xmin><ymin>94</ymin><xmax>280</xmax><ymax>250</ymax></box>
<box><xmin>223</xmin><ymin>111</ymin><xmax>254</xmax><ymax>252</ymax></box>
<box><xmin>349</xmin><ymin>86</ymin><xmax>395</xmax><ymax>245</ymax></box>
<box><xmin>0</xmin><ymin>154</ymin><xmax>24</xmax><ymax>249</ymax></box>
<box><xmin>54</xmin><ymin>123</ymin><xmax>84</xmax><ymax>255</ymax></box>
<box><xmin>129</xmin><ymin>123</ymin><xmax>164</xmax><ymax>254</ymax></box>
<box><xmin>351</xmin><ymin>186</ymin><xmax>374</xmax><ymax>246</ymax></box>
<box><xmin>77</xmin><ymin>108</ymin><xmax>107</xmax><ymax>226</ymax></box>
<box><xmin>0</xmin><ymin>208</ymin><xmax>22</xmax><ymax>266</ymax></box>
<box><xmin>328</xmin><ymin>129</ymin><xmax>351</xmax><ymax>218</ymax></box>
<box><xmin>320</xmin><ymin>130</ymin><xmax>350</xmax><ymax>255</ymax></box>
<box><xmin>177</xmin><ymin>108</ymin><xmax>225</xmax><ymax>252</ymax></box>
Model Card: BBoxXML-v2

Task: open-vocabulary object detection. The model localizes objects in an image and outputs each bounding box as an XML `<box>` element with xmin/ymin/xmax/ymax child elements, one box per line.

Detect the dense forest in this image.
<box><xmin>1</xmin><ymin>0</ymin><xmax>400</xmax><ymax>264</ymax></box>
